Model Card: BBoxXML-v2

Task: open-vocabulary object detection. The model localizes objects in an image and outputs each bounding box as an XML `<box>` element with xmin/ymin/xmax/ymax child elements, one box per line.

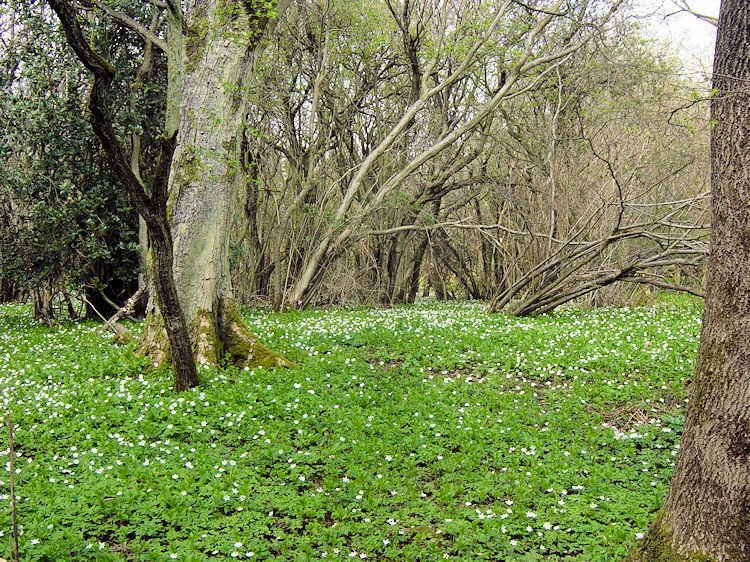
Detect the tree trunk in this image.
<box><xmin>633</xmin><ymin>2</ymin><xmax>750</xmax><ymax>559</ymax></box>
<box><xmin>47</xmin><ymin>0</ymin><xmax>201</xmax><ymax>391</ymax></box>
<box><xmin>403</xmin><ymin>234</ymin><xmax>429</xmax><ymax>304</ymax></box>
<box><xmin>0</xmin><ymin>277</ymin><xmax>19</xmax><ymax>303</ymax></box>
<box><xmin>32</xmin><ymin>284</ymin><xmax>54</xmax><ymax>326</ymax></box>
<box><xmin>139</xmin><ymin>0</ymin><xmax>293</xmax><ymax>370</ymax></box>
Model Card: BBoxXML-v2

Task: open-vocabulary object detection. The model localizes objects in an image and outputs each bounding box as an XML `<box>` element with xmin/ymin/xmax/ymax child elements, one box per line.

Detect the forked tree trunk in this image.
<box><xmin>139</xmin><ymin>0</ymin><xmax>293</xmax><ymax>370</ymax></box>
<box><xmin>633</xmin><ymin>1</ymin><xmax>750</xmax><ymax>559</ymax></box>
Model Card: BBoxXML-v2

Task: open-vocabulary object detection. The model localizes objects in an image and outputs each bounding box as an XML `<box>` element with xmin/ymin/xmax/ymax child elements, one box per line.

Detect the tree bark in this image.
<box><xmin>47</xmin><ymin>0</ymin><xmax>200</xmax><ymax>391</ymax></box>
<box><xmin>0</xmin><ymin>278</ymin><xmax>17</xmax><ymax>303</ymax></box>
<box><xmin>139</xmin><ymin>0</ymin><xmax>294</xmax><ymax>370</ymax></box>
<box><xmin>32</xmin><ymin>284</ymin><xmax>54</xmax><ymax>326</ymax></box>
<box><xmin>633</xmin><ymin>2</ymin><xmax>750</xmax><ymax>559</ymax></box>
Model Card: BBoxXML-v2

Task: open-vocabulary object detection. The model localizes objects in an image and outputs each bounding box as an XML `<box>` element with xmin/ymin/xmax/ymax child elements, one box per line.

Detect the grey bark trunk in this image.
<box><xmin>633</xmin><ymin>1</ymin><xmax>750</xmax><ymax>559</ymax></box>
<box><xmin>140</xmin><ymin>0</ymin><xmax>293</xmax><ymax>370</ymax></box>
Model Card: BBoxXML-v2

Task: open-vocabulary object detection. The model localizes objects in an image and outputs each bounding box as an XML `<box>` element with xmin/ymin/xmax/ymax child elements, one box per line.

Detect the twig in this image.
<box><xmin>668</xmin><ymin>1</ymin><xmax>718</xmax><ymax>26</ymax></box>
<box><xmin>7</xmin><ymin>414</ymin><xmax>18</xmax><ymax>562</ymax></box>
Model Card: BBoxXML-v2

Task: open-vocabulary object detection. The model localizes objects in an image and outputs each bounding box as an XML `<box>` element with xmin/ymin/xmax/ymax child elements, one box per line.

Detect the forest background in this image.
<box><xmin>0</xmin><ymin>0</ymin><xmax>716</xmax><ymax>321</ymax></box>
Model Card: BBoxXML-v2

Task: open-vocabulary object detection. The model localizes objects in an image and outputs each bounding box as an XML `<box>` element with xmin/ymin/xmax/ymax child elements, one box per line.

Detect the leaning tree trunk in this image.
<box><xmin>139</xmin><ymin>0</ymin><xmax>293</xmax><ymax>370</ymax></box>
<box><xmin>633</xmin><ymin>2</ymin><xmax>750</xmax><ymax>560</ymax></box>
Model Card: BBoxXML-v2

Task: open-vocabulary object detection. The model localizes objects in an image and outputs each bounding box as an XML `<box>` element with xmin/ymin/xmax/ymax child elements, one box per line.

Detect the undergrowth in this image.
<box><xmin>0</xmin><ymin>300</ymin><xmax>701</xmax><ymax>560</ymax></box>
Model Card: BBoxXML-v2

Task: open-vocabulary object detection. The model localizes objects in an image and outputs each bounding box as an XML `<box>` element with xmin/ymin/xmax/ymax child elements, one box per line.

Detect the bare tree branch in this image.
<box><xmin>80</xmin><ymin>0</ymin><xmax>168</xmax><ymax>52</ymax></box>
<box><xmin>669</xmin><ymin>1</ymin><xmax>718</xmax><ymax>26</ymax></box>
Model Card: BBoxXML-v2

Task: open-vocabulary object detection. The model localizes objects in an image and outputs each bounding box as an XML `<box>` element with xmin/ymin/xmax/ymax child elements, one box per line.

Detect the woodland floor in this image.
<box><xmin>0</xmin><ymin>298</ymin><xmax>701</xmax><ymax>560</ymax></box>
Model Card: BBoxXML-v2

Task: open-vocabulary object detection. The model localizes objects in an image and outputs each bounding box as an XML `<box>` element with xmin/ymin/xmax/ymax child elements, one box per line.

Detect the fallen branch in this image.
<box><xmin>98</xmin><ymin>286</ymin><xmax>146</xmax><ymax>333</ymax></box>
<box><xmin>82</xmin><ymin>295</ymin><xmax>133</xmax><ymax>342</ymax></box>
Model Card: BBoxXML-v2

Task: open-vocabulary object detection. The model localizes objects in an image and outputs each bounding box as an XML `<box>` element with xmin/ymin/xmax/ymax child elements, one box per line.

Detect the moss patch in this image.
<box><xmin>137</xmin><ymin>311</ymin><xmax>171</xmax><ymax>367</ymax></box>
<box><xmin>219</xmin><ymin>300</ymin><xmax>296</xmax><ymax>369</ymax></box>
<box><xmin>192</xmin><ymin>308</ymin><xmax>221</xmax><ymax>366</ymax></box>
<box><xmin>185</xmin><ymin>15</ymin><xmax>209</xmax><ymax>75</ymax></box>
<box><xmin>627</xmin><ymin>510</ymin><xmax>715</xmax><ymax>562</ymax></box>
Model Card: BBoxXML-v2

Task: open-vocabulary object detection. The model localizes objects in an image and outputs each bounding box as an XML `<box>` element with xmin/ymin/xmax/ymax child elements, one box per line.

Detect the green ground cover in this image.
<box><xmin>0</xmin><ymin>300</ymin><xmax>701</xmax><ymax>560</ymax></box>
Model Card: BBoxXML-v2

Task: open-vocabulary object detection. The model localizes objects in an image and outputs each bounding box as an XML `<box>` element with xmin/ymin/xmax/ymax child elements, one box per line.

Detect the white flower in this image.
<box><xmin>526</xmin><ymin>511</ymin><xmax>537</xmax><ymax>518</ymax></box>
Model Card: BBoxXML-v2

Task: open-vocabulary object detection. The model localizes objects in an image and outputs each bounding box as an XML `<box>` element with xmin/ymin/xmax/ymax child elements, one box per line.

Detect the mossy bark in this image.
<box><xmin>139</xmin><ymin>0</ymin><xmax>293</xmax><ymax>373</ymax></box>
<box><xmin>141</xmin><ymin>298</ymin><xmax>294</xmax><ymax>369</ymax></box>
<box><xmin>632</xmin><ymin>3</ymin><xmax>750</xmax><ymax>560</ymax></box>
<box><xmin>216</xmin><ymin>301</ymin><xmax>294</xmax><ymax>368</ymax></box>
<box><xmin>628</xmin><ymin>511</ymin><xmax>715</xmax><ymax>561</ymax></box>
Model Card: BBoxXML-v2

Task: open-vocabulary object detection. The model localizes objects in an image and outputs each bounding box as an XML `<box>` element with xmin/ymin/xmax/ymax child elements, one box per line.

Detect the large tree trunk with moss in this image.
<box><xmin>632</xmin><ymin>2</ymin><xmax>750</xmax><ymax>560</ymax></box>
<box><xmin>139</xmin><ymin>0</ymin><xmax>292</xmax><ymax>370</ymax></box>
<box><xmin>47</xmin><ymin>0</ymin><xmax>201</xmax><ymax>392</ymax></box>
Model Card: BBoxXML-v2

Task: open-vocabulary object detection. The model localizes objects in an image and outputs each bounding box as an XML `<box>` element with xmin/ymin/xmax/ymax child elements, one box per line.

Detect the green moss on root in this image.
<box><xmin>219</xmin><ymin>301</ymin><xmax>296</xmax><ymax>369</ymax></box>
<box><xmin>626</xmin><ymin>510</ymin><xmax>715</xmax><ymax>562</ymax></box>
<box><xmin>137</xmin><ymin>302</ymin><xmax>295</xmax><ymax>373</ymax></box>
<box><xmin>112</xmin><ymin>328</ymin><xmax>136</xmax><ymax>346</ymax></box>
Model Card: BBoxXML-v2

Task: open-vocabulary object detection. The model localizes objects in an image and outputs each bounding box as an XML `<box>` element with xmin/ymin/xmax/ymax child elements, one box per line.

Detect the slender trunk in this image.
<box><xmin>135</xmin><ymin>217</ymin><xmax>149</xmax><ymax>317</ymax></box>
<box><xmin>396</xmin><ymin>199</ymin><xmax>441</xmax><ymax>303</ymax></box>
<box><xmin>147</xmin><ymin>220</ymin><xmax>199</xmax><ymax>391</ymax></box>
<box><xmin>404</xmin><ymin>233</ymin><xmax>429</xmax><ymax>303</ymax></box>
<box><xmin>633</xmin><ymin>2</ymin><xmax>750</xmax><ymax>559</ymax></box>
